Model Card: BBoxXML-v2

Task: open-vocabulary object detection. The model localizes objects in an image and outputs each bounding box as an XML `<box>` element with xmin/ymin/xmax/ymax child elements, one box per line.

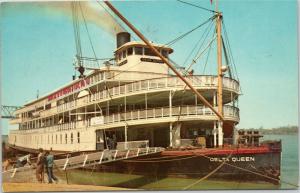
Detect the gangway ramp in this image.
<box><xmin>55</xmin><ymin>147</ymin><xmax>164</xmax><ymax>170</ymax></box>
<box><xmin>3</xmin><ymin>147</ymin><xmax>165</xmax><ymax>182</ymax></box>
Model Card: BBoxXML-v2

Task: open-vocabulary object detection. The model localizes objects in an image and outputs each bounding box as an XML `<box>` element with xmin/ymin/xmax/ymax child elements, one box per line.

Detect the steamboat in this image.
<box><xmin>7</xmin><ymin>1</ymin><xmax>281</xmax><ymax>184</ymax></box>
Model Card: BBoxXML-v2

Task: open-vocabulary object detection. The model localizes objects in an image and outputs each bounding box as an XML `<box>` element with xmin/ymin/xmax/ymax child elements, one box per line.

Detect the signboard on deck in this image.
<box><xmin>91</xmin><ymin>116</ymin><xmax>104</xmax><ymax>126</ymax></box>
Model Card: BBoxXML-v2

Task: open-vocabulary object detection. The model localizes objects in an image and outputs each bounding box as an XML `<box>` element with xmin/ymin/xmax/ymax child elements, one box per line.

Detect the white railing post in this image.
<box><xmin>99</xmin><ymin>151</ymin><xmax>105</xmax><ymax>164</ymax></box>
<box><xmin>11</xmin><ymin>168</ymin><xmax>17</xmax><ymax>178</ymax></box>
<box><xmin>136</xmin><ymin>148</ymin><xmax>140</xmax><ymax>156</ymax></box>
<box><xmin>82</xmin><ymin>155</ymin><xmax>88</xmax><ymax>167</ymax></box>
<box><xmin>114</xmin><ymin>150</ymin><xmax>118</xmax><ymax>160</ymax></box>
<box><xmin>63</xmin><ymin>158</ymin><xmax>69</xmax><ymax>170</ymax></box>
<box><xmin>126</xmin><ymin>149</ymin><xmax>130</xmax><ymax>158</ymax></box>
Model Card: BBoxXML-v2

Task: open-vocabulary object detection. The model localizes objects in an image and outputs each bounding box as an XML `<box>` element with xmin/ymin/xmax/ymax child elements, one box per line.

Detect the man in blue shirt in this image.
<box><xmin>45</xmin><ymin>150</ymin><xmax>58</xmax><ymax>184</ymax></box>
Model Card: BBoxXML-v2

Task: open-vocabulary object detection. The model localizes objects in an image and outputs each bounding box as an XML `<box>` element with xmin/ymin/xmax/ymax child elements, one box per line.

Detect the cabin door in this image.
<box><xmin>96</xmin><ymin>130</ymin><xmax>104</xmax><ymax>151</ymax></box>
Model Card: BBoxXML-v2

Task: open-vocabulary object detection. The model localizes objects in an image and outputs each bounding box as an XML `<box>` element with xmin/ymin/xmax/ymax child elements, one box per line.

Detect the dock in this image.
<box><xmin>2</xmin><ymin>183</ymin><xmax>133</xmax><ymax>192</ymax></box>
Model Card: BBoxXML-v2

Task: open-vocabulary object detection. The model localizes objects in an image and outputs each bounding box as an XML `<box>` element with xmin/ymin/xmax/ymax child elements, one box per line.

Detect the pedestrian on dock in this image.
<box><xmin>45</xmin><ymin>150</ymin><xmax>58</xmax><ymax>184</ymax></box>
<box><xmin>3</xmin><ymin>159</ymin><xmax>12</xmax><ymax>171</ymax></box>
<box><xmin>16</xmin><ymin>154</ymin><xmax>32</xmax><ymax>168</ymax></box>
<box><xmin>36</xmin><ymin>148</ymin><xmax>45</xmax><ymax>183</ymax></box>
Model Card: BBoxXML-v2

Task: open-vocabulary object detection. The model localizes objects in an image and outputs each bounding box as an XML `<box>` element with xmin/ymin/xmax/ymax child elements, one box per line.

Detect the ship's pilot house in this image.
<box><xmin>114</xmin><ymin>32</ymin><xmax>173</xmax><ymax>74</ymax></box>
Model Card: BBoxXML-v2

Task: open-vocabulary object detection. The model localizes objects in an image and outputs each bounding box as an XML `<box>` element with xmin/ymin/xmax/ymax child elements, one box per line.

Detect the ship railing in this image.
<box><xmin>16</xmin><ymin>105</ymin><xmax>238</xmax><ymax>133</ymax></box>
<box><xmin>102</xmin><ymin>105</ymin><xmax>239</xmax><ymax>125</ymax></box>
<box><xmin>54</xmin><ymin>76</ymin><xmax>239</xmax><ymax>113</ymax></box>
<box><xmin>53</xmin><ymin>147</ymin><xmax>164</xmax><ymax>170</ymax></box>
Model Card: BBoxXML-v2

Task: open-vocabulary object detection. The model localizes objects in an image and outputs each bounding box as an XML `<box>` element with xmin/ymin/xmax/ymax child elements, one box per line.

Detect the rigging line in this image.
<box><xmin>222</xmin><ymin>20</ymin><xmax>242</xmax><ymax>92</ymax></box>
<box><xmin>79</xmin><ymin>56</ymin><xmax>114</xmax><ymax>61</ymax></box>
<box><xmin>96</xmin><ymin>1</ymin><xmax>138</xmax><ymax>41</ymax></box>
<box><xmin>71</xmin><ymin>2</ymin><xmax>82</xmax><ymax>59</ymax></box>
<box><xmin>96</xmin><ymin>1</ymin><xmax>126</xmax><ymax>32</ymax></box>
<box><xmin>221</xmin><ymin>36</ymin><xmax>232</xmax><ymax>78</ymax></box>
<box><xmin>190</xmin><ymin>19</ymin><xmax>215</xmax><ymax>68</ymax></box>
<box><xmin>177</xmin><ymin>0</ymin><xmax>217</xmax><ymax>13</ymax></box>
<box><xmin>185</xmin><ymin>35</ymin><xmax>216</xmax><ymax>74</ymax></box>
<box><xmin>81</xmin><ymin>77</ymin><xmax>103</xmax><ymax>115</ymax></box>
<box><xmin>78</xmin><ymin>2</ymin><xmax>100</xmax><ymax>68</ymax></box>
<box><xmin>203</xmin><ymin>26</ymin><xmax>216</xmax><ymax>74</ymax></box>
<box><xmin>182</xmin><ymin>19</ymin><xmax>214</xmax><ymax>67</ymax></box>
<box><xmin>222</xmin><ymin>20</ymin><xmax>236</xmax><ymax>76</ymax></box>
<box><xmin>164</xmin><ymin>15</ymin><xmax>216</xmax><ymax>46</ymax></box>
<box><xmin>194</xmin><ymin>152</ymin><xmax>298</xmax><ymax>188</ymax></box>
<box><xmin>202</xmin><ymin>43</ymin><xmax>212</xmax><ymax>74</ymax></box>
<box><xmin>183</xmin><ymin>152</ymin><xmax>233</xmax><ymax>190</ymax></box>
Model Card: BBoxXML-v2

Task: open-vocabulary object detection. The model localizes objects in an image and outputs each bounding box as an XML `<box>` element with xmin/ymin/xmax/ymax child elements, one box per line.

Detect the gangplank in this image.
<box><xmin>2</xmin><ymin>147</ymin><xmax>164</xmax><ymax>180</ymax></box>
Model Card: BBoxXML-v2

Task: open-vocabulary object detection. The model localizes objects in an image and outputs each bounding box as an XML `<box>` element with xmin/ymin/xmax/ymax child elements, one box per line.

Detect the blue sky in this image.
<box><xmin>1</xmin><ymin>0</ymin><xmax>298</xmax><ymax>135</ymax></box>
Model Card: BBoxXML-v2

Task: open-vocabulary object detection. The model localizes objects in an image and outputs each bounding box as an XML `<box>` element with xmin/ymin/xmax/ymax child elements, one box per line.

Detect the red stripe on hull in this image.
<box><xmin>161</xmin><ymin>146</ymin><xmax>280</xmax><ymax>156</ymax></box>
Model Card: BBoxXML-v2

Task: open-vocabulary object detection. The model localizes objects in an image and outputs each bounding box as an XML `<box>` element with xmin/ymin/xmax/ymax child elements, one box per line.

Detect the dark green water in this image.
<box><xmin>263</xmin><ymin>134</ymin><xmax>299</xmax><ymax>189</ymax></box>
<box><xmin>59</xmin><ymin>134</ymin><xmax>299</xmax><ymax>190</ymax></box>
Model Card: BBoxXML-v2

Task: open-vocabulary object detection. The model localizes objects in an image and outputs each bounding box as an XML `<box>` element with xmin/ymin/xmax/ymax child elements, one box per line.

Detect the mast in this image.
<box><xmin>104</xmin><ymin>1</ymin><xmax>224</xmax><ymax>121</ymax></box>
<box><xmin>215</xmin><ymin>0</ymin><xmax>223</xmax><ymax>146</ymax></box>
<box><xmin>216</xmin><ymin>2</ymin><xmax>223</xmax><ymax>116</ymax></box>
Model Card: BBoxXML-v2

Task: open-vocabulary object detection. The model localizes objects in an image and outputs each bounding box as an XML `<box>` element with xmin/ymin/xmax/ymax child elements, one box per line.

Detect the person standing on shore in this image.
<box><xmin>36</xmin><ymin>148</ymin><xmax>45</xmax><ymax>183</ymax></box>
<box><xmin>45</xmin><ymin>150</ymin><xmax>58</xmax><ymax>184</ymax></box>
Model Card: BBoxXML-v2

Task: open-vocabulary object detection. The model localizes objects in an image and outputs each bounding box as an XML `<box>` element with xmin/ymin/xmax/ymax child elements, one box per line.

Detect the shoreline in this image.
<box><xmin>2</xmin><ymin>182</ymin><xmax>134</xmax><ymax>192</ymax></box>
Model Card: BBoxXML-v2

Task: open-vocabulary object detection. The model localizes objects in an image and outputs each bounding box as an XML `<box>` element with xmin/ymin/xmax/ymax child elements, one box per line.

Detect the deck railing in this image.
<box><xmin>57</xmin><ymin>75</ymin><xmax>239</xmax><ymax>112</ymax></box>
<box><xmin>11</xmin><ymin>105</ymin><xmax>239</xmax><ymax>134</ymax></box>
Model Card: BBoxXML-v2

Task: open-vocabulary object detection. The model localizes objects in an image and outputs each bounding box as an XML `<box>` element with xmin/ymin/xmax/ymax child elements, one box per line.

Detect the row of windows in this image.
<box><xmin>14</xmin><ymin>132</ymin><xmax>81</xmax><ymax>145</ymax></box>
<box><xmin>117</xmin><ymin>46</ymin><xmax>169</xmax><ymax>61</ymax></box>
<box><xmin>45</xmin><ymin>132</ymin><xmax>80</xmax><ymax>144</ymax></box>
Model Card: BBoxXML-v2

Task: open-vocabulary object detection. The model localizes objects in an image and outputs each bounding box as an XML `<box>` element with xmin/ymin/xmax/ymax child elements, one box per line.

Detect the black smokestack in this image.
<box><xmin>117</xmin><ymin>32</ymin><xmax>131</xmax><ymax>48</ymax></box>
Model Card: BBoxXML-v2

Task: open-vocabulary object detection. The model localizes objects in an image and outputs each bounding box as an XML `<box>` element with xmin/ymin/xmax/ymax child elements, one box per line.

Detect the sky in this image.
<box><xmin>0</xmin><ymin>0</ymin><xmax>299</xmax><ymax>135</ymax></box>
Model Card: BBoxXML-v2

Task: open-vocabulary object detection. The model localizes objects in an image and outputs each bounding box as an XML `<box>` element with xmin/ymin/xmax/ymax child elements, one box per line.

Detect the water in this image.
<box><xmin>263</xmin><ymin>135</ymin><xmax>299</xmax><ymax>189</ymax></box>
<box><xmin>58</xmin><ymin>135</ymin><xmax>299</xmax><ymax>190</ymax></box>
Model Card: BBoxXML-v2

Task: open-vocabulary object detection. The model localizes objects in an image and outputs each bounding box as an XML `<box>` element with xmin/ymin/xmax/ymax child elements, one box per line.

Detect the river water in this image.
<box><xmin>62</xmin><ymin>134</ymin><xmax>299</xmax><ymax>190</ymax></box>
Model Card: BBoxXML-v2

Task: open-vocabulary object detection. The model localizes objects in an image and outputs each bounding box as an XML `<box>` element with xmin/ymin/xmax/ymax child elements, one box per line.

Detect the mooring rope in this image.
<box><xmin>183</xmin><ymin>152</ymin><xmax>233</xmax><ymax>190</ymax></box>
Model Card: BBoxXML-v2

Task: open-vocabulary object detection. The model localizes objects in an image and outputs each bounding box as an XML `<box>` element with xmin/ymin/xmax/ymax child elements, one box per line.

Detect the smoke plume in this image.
<box><xmin>35</xmin><ymin>1</ymin><xmax>125</xmax><ymax>35</ymax></box>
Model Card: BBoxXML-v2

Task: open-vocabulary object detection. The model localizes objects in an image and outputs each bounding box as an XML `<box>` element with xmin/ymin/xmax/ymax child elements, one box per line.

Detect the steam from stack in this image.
<box><xmin>34</xmin><ymin>1</ymin><xmax>125</xmax><ymax>35</ymax></box>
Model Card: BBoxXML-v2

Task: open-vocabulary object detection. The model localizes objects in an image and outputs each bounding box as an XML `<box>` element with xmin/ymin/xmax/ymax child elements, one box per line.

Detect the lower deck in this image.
<box><xmin>9</xmin><ymin>119</ymin><xmax>237</xmax><ymax>152</ymax></box>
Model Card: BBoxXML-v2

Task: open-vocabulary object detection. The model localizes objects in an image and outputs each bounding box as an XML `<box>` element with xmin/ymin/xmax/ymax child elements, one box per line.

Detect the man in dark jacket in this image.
<box><xmin>45</xmin><ymin>150</ymin><xmax>58</xmax><ymax>183</ymax></box>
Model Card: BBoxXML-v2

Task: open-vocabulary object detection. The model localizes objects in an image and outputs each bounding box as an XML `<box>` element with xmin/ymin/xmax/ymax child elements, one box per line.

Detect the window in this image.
<box><xmin>118</xmin><ymin>53</ymin><xmax>122</xmax><ymax>61</ymax></box>
<box><xmin>65</xmin><ymin>133</ymin><xmax>67</xmax><ymax>144</ymax></box>
<box><xmin>144</xmin><ymin>48</ymin><xmax>156</xmax><ymax>56</ymax></box>
<box><xmin>127</xmin><ymin>47</ymin><xmax>133</xmax><ymax>55</ymax></box>
<box><xmin>162</xmin><ymin>50</ymin><xmax>168</xmax><ymax>58</ymax></box>
<box><xmin>77</xmin><ymin>132</ymin><xmax>80</xmax><ymax>143</ymax></box>
<box><xmin>134</xmin><ymin>47</ymin><xmax>143</xmax><ymax>55</ymax></box>
<box><xmin>45</xmin><ymin>103</ymin><xmax>51</xmax><ymax>110</ymax></box>
<box><xmin>122</xmin><ymin>50</ymin><xmax>126</xmax><ymax>58</ymax></box>
<box><xmin>71</xmin><ymin>133</ymin><xmax>73</xmax><ymax>144</ymax></box>
<box><xmin>60</xmin><ymin>134</ymin><xmax>62</xmax><ymax>144</ymax></box>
